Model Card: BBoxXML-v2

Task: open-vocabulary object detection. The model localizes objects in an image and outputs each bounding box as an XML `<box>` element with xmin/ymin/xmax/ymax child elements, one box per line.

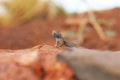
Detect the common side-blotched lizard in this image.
<box><xmin>52</xmin><ymin>30</ymin><xmax>78</xmax><ymax>48</ymax></box>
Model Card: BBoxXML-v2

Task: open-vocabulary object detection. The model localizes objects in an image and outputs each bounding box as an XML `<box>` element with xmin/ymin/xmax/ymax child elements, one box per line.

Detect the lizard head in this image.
<box><xmin>52</xmin><ymin>30</ymin><xmax>62</xmax><ymax>39</ymax></box>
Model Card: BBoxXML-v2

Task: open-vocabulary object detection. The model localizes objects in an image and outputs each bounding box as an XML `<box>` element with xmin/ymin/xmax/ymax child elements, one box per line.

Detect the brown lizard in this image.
<box><xmin>52</xmin><ymin>30</ymin><xmax>78</xmax><ymax>48</ymax></box>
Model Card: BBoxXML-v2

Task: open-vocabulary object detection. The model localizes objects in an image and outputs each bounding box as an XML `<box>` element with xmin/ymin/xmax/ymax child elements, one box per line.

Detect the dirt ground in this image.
<box><xmin>0</xmin><ymin>8</ymin><xmax>120</xmax><ymax>51</ymax></box>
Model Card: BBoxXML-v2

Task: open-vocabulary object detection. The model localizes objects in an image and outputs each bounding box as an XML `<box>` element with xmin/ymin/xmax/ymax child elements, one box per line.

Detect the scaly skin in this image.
<box><xmin>52</xmin><ymin>30</ymin><xmax>77</xmax><ymax>48</ymax></box>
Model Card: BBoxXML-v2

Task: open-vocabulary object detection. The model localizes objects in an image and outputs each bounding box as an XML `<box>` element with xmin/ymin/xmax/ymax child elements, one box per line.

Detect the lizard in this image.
<box><xmin>52</xmin><ymin>30</ymin><xmax>78</xmax><ymax>48</ymax></box>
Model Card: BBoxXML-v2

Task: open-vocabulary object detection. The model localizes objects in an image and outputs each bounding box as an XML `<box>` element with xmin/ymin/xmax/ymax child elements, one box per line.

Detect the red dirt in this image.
<box><xmin>0</xmin><ymin>8</ymin><xmax>120</xmax><ymax>51</ymax></box>
<box><xmin>83</xmin><ymin>8</ymin><xmax>120</xmax><ymax>50</ymax></box>
<box><xmin>0</xmin><ymin>17</ymin><xmax>64</xmax><ymax>49</ymax></box>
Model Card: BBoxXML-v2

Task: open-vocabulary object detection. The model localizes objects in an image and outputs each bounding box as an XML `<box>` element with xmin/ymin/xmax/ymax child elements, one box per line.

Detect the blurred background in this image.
<box><xmin>0</xmin><ymin>0</ymin><xmax>120</xmax><ymax>50</ymax></box>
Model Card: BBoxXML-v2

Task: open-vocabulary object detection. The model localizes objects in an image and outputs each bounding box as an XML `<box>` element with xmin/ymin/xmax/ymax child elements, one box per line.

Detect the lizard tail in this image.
<box><xmin>63</xmin><ymin>40</ymin><xmax>76</xmax><ymax>47</ymax></box>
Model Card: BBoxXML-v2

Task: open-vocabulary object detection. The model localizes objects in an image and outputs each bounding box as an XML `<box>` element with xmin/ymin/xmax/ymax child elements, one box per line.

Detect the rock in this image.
<box><xmin>0</xmin><ymin>45</ymin><xmax>74</xmax><ymax>80</ymax></box>
<box><xmin>57</xmin><ymin>48</ymin><xmax>120</xmax><ymax>80</ymax></box>
<box><xmin>3</xmin><ymin>44</ymin><xmax>120</xmax><ymax>80</ymax></box>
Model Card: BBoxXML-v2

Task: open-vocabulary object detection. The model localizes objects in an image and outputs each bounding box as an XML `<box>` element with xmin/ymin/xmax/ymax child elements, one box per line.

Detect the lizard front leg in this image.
<box><xmin>55</xmin><ymin>40</ymin><xmax>58</xmax><ymax>47</ymax></box>
<box><xmin>55</xmin><ymin>39</ymin><xmax>64</xmax><ymax>48</ymax></box>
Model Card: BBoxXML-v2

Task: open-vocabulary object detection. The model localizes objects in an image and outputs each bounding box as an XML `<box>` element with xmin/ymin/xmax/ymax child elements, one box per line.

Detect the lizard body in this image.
<box><xmin>52</xmin><ymin>30</ymin><xmax>77</xmax><ymax>48</ymax></box>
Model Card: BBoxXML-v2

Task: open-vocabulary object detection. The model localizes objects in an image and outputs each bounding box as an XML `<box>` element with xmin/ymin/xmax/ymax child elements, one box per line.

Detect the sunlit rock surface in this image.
<box><xmin>58</xmin><ymin>48</ymin><xmax>120</xmax><ymax>80</ymax></box>
<box><xmin>0</xmin><ymin>45</ymin><xmax>74</xmax><ymax>80</ymax></box>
